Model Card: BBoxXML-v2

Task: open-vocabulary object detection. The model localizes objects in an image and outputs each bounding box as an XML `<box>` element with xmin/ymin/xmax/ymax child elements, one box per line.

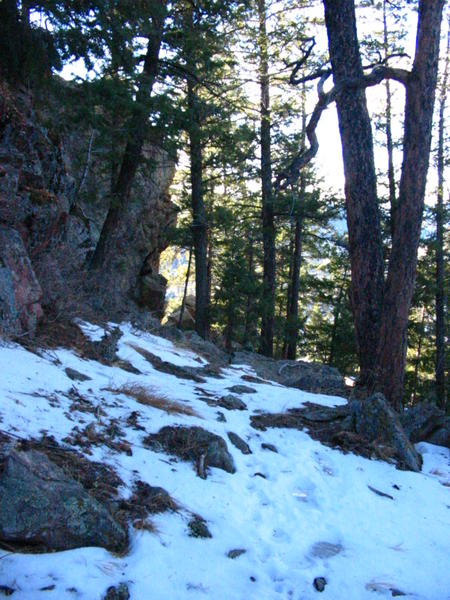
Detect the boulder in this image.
<box><xmin>351</xmin><ymin>394</ymin><xmax>422</xmax><ymax>472</ymax></box>
<box><xmin>0</xmin><ymin>448</ymin><xmax>127</xmax><ymax>552</ymax></box>
<box><xmin>0</xmin><ymin>226</ymin><xmax>43</xmax><ymax>334</ymax></box>
<box><xmin>227</xmin><ymin>385</ymin><xmax>256</xmax><ymax>394</ymax></box>
<box><xmin>138</xmin><ymin>270</ymin><xmax>167</xmax><ymax>319</ymax></box>
<box><xmin>167</xmin><ymin>295</ymin><xmax>196</xmax><ymax>330</ymax></box>
<box><xmin>232</xmin><ymin>351</ymin><xmax>348</xmax><ymax>397</ymax></box>
<box><xmin>400</xmin><ymin>403</ymin><xmax>450</xmax><ymax>448</ymax></box>
<box><xmin>227</xmin><ymin>432</ymin><xmax>252</xmax><ymax>455</ymax></box>
<box><xmin>144</xmin><ymin>426</ymin><xmax>236</xmax><ymax>475</ymax></box>
<box><xmin>251</xmin><ymin>395</ymin><xmax>423</xmax><ymax>472</ymax></box>
<box><xmin>218</xmin><ymin>395</ymin><xmax>247</xmax><ymax>411</ymax></box>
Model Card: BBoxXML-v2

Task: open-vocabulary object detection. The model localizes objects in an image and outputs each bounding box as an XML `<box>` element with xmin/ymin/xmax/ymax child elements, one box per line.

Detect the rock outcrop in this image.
<box><xmin>144</xmin><ymin>426</ymin><xmax>236</xmax><ymax>477</ymax></box>
<box><xmin>0</xmin><ymin>226</ymin><xmax>43</xmax><ymax>333</ymax></box>
<box><xmin>233</xmin><ymin>350</ymin><xmax>348</xmax><ymax>397</ymax></box>
<box><xmin>0</xmin><ymin>448</ymin><xmax>127</xmax><ymax>552</ymax></box>
<box><xmin>0</xmin><ymin>79</ymin><xmax>175</xmax><ymax>334</ymax></box>
<box><xmin>251</xmin><ymin>393</ymin><xmax>423</xmax><ymax>472</ymax></box>
<box><xmin>400</xmin><ymin>403</ymin><xmax>450</xmax><ymax>448</ymax></box>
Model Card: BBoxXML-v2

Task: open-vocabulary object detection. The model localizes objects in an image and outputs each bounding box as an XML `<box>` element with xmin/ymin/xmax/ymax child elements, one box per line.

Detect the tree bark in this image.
<box><xmin>243</xmin><ymin>237</ymin><xmax>256</xmax><ymax>347</ymax></box>
<box><xmin>376</xmin><ymin>0</ymin><xmax>444</xmax><ymax>410</ymax></box>
<box><xmin>257</xmin><ymin>0</ymin><xmax>276</xmax><ymax>357</ymax></box>
<box><xmin>435</xmin><ymin>21</ymin><xmax>449</xmax><ymax>411</ymax></box>
<box><xmin>328</xmin><ymin>265</ymin><xmax>349</xmax><ymax>368</ymax></box>
<box><xmin>178</xmin><ymin>246</ymin><xmax>193</xmax><ymax>329</ymax></box>
<box><xmin>383</xmin><ymin>0</ymin><xmax>397</xmax><ymax>239</ymax></box>
<box><xmin>284</xmin><ymin>205</ymin><xmax>304</xmax><ymax>359</ymax></box>
<box><xmin>411</xmin><ymin>307</ymin><xmax>426</xmax><ymax>405</ymax></box>
<box><xmin>91</xmin><ymin>0</ymin><xmax>167</xmax><ymax>282</ymax></box>
<box><xmin>185</xmin><ymin>6</ymin><xmax>210</xmax><ymax>340</ymax></box>
<box><xmin>323</xmin><ymin>0</ymin><xmax>385</xmax><ymax>387</ymax></box>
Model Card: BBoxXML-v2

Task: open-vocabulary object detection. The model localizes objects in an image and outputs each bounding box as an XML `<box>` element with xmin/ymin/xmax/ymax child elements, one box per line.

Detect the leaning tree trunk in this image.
<box><xmin>90</xmin><ymin>0</ymin><xmax>167</xmax><ymax>294</ymax></box>
<box><xmin>323</xmin><ymin>0</ymin><xmax>385</xmax><ymax>388</ymax></box>
<box><xmin>376</xmin><ymin>0</ymin><xmax>444</xmax><ymax>410</ymax></box>
<box><xmin>258</xmin><ymin>0</ymin><xmax>276</xmax><ymax>357</ymax></box>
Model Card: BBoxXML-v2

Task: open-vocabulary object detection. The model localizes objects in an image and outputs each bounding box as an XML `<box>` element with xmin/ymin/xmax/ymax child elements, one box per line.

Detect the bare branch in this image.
<box><xmin>289</xmin><ymin>53</ymin><xmax>409</xmax><ymax>87</ymax></box>
<box><xmin>275</xmin><ymin>65</ymin><xmax>410</xmax><ymax>192</ymax></box>
<box><xmin>287</xmin><ymin>37</ymin><xmax>318</xmax><ymax>85</ymax></box>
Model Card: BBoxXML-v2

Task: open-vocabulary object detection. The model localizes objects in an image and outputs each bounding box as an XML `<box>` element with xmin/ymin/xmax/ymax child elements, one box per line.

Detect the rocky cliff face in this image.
<box><xmin>0</xmin><ymin>80</ymin><xmax>175</xmax><ymax>335</ymax></box>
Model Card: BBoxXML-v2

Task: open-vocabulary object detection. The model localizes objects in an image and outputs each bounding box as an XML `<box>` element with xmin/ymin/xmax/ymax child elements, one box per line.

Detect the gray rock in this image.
<box><xmin>144</xmin><ymin>426</ymin><xmax>236</xmax><ymax>475</ymax></box>
<box><xmin>227</xmin><ymin>385</ymin><xmax>257</xmax><ymax>394</ymax></box>
<box><xmin>232</xmin><ymin>351</ymin><xmax>348</xmax><ymax>397</ymax></box>
<box><xmin>313</xmin><ymin>577</ymin><xmax>327</xmax><ymax>592</ymax></box>
<box><xmin>65</xmin><ymin>367</ymin><xmax>92</xmax><ymax>382</ymax></box>
<box><xmin>0</xmin><ymin>585</ymin><xmax>15</xmax><ymax>596</ymax></box>
<box><xmin>400</xmin><ymin>403</ymin><xmax>450</xmax><ymax>448</ymax></box>
<box><xmin>351</xmin><ymin>393</ymin><xmax>422</xmax><ymax>472</ymax></box>
<box><xmin>138</xmin><ymin>270</ymin><xmax>167</xmax><ymax>319</ymax></box>
<box><xmin>103</xmin><ymin>583</ymin><xmax>130</xmax><ymax>600</ymax></box>
<box><xmin>0</xmin><ymin>449</ymin><xmax>127</xmax><ymax>552</ymax></box>
<box><xmin>261</xmin><ymin>443</ymin><xmax>278</xmax><ymax>453</ymax></box>
<box><xmin>227</xmin><ymin>548</ymin><xmax>246</xmax><ymax>559</ymax></box>
<box><xmin>227</xmin><ymin>432</ymin><xmax>252</xmax><ymax>455</ymax></box>
<box><xmin>218</xmin><ymin>394</ymin><xmax>247</xmax><ymax>411</ymax></box>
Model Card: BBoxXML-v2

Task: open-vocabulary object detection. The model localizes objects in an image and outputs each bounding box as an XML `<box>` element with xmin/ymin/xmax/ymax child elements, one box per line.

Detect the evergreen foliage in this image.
<box><xmin>2</xmin><ymin>0</ymin><xmax>447</xmax><ymax>409</ymax></box>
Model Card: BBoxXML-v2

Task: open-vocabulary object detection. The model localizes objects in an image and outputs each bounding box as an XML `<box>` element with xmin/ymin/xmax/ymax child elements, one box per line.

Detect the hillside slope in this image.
<box><xmin>0</xmin><ymin>323</ymin><xmax>448</xmax><ymax>600</ymax></box>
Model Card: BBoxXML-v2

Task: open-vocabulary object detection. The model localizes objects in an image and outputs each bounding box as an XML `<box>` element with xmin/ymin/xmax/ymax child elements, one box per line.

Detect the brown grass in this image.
<box><xmin>107</xmin><ymin>382</ymin><xmax>199</xmax><ymax>417</ymax></box>
<box><xmin>132</xmin><ymin>519</ymin><xmax>159</xmax><ymax>534</ymax></box>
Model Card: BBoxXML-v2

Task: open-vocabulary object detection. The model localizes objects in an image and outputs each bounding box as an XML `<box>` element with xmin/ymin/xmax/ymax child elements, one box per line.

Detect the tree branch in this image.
<box><xmin>275</xmin><ymin>65</ymin><xmax>410</xmax><ymax>192</ymax></box>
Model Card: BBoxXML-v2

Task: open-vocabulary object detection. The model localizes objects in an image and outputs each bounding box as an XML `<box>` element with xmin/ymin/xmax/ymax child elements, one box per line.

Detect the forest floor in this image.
<box><xmin>0</xmin><ymin>322</ymin><xmax>448</xmax><ymax>600</ymax></box>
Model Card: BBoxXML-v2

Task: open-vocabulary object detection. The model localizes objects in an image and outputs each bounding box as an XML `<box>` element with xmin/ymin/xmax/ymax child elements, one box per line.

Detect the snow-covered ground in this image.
<box><xmin>0</xmin><ymin>323</ymin><xmax>448</xmax><ymax>600</ymax></box>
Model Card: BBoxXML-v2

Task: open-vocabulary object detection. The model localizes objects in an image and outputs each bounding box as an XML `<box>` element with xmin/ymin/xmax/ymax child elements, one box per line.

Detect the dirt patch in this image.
<box><xmin>62</xmin><ymin>420</ymin><xmax>133</xmax><ymax>456</ymax></box>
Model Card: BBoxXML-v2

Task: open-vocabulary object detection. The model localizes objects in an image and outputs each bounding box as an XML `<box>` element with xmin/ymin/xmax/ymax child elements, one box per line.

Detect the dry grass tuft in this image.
<box><xmin>132</xmin><ymin>519</ymin><xmax>159</xmax><ymax>534</ymax></box>
<box><xmin>108</xmin><ymin>382</ymin><xmax>199</xmax><ymax>417</ymax></box>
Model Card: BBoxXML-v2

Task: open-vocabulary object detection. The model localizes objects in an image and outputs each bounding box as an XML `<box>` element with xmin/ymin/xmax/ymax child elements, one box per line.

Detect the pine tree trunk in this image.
<box><xmin>328</xmin><ymin>266</ymin><xmax>348</xmax><ymax>367</ymax></box>
<box><xmin>257</xmin><ymin>0</ymin><xmax>276</xmax><ymax>357</ymax></box>
<box><xmin>376</xmin><ymin>0</ymin><xmax>444</xmax><ymax>410</ymax></box>
<box><xmin>243</xmin><ymin>237</ymin><xmax>256</xmax><ymax>347</ymax></box>
<box><xmin>411</xmin><ymin>307</ymin><xmax>426</xmax><ymax>405</ymax></box>
<box><xmin>435</xmin><ymin>22</ymin><xmax>449</xmax><ymax>411</ymax></box>
<box><xmin>91</xmin><ymin>1</ymin><xmax>167</xmax><ymax>287</ymax></box>
<box><xmin>186</xmin><ymin>7</ymin><xmax>209</xmax><ymax>340</ymax></box>
<box><xmin>323</xmin><ymin>0</ymin><xmax>385</xmax><ymax>387</ymax></box>
<box><xmin>178</xmin><ymin>246</ymin><xmax>192</xmax><ymax>329</ymax></box>
<box><xmin>285</xmin><ymin>207</ymin><xmax>304</xmax><ymax>359</ymax></box>
<box><xmin>383</xmin><ymin>0</ymin><xmax>397</xmax><ymax>239</ymax></box>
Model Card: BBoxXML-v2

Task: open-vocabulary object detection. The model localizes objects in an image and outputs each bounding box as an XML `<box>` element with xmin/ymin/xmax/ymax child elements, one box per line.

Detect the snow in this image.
<box><xmin>0</xmin><ymin>323</ymin><xmax>449</xmax><ymax>600</ymax></box>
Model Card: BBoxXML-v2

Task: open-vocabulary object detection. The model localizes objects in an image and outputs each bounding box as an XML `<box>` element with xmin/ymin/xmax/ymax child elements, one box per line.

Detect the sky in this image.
<box><xmin>58</xmin><ymin>2</ymin><xmax>448</xmax><ymax>206</ymax></box>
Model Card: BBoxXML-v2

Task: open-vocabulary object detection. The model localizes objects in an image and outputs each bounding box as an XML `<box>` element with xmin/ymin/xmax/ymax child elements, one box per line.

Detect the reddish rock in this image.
<box><xmin>0</xmin><ymin>226</ymin><xmax>43</xmax><ymax>334</ymax></box>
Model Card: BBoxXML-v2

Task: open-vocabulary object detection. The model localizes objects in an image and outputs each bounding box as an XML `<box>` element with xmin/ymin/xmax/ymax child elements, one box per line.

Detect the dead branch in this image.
<box><xmin>275</xmin><ymin>65</ymin><xmax>410</xmax><ymax>192</ymax></box>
